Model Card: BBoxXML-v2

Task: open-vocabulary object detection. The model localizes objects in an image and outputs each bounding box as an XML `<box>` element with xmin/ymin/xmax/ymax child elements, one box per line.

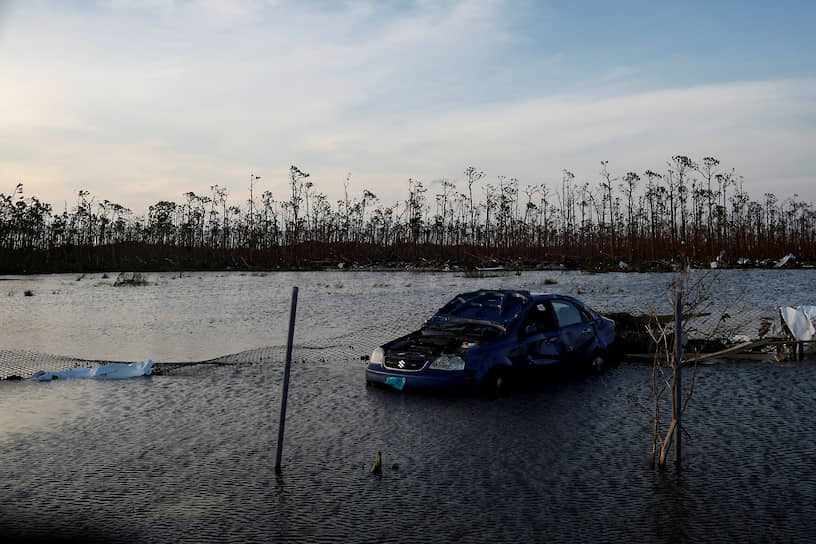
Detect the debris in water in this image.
<box><xmin>779</xmin><ymin>306</ymin><xmax>816</xmax><ymax>341</ymax></box>
<box><xmin>30</xmin><ymin>360</ymin><xmax>153</xmax><ymax>381</ymax></box>
<box><xmin>758</xmin><ymin>319</ymin><xmax>772</xmax><ymax>339</ymax></box>
<box><xmin>775</xmin><ymin>253</ymin><xmax>795</xmax><ymax>268</ymax></box>
<box><xmin>385</xmin><ymin>376</ymin><xmax>406</xmax><ymax>391</ymax></box>
<box><xmin>114</xmin><ymin>272</ymin><xmax>149</xmax><ymax>286</ymax></box>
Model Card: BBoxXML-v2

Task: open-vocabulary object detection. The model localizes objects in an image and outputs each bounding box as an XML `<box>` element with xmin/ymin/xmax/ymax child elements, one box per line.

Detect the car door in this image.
<box><xmin>550</xmin><ymin>299</ymin><xmax>598</xmax><ymax>366</ymax></box>
<box><xmin>509</xmin><ymin>301</ymin><xmax>564</xmax><ymax>378</ymax></box>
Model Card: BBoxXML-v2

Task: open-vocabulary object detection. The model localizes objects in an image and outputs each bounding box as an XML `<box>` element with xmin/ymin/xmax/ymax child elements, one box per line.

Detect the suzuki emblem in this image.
<box><xmin>398</xmin><ymin>360</ymin><xmax>406</xmax><ymax>369</ymax></box>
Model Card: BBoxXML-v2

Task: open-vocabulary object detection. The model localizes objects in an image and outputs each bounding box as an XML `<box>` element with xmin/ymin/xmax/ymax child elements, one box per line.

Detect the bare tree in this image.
<box><xmin>464</xmin><ymin>166</ymin><xmax>485</xmax><ymax>243</ymax></box>
<box><xmin>288</xmin><ymin>165</ymin><xmax>309</xmax><ymax>244</ymax></box>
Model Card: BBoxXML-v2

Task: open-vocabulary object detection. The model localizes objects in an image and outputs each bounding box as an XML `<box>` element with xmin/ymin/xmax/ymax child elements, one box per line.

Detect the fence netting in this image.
<box><xmin>0</xmin><ymin>302</ymin><xmax>790</xmax><ymax>381</ymax></box>
<box><xmin>0</xmin><ymin>311</ymin><xmax>421</xmax><ymax>380</ymax></box>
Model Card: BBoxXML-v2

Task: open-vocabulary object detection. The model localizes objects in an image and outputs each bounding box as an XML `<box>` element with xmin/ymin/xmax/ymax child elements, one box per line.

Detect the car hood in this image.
<box><xmin>385</xmin><ymin>328</ymin><xmax>486</xmax><ymax>357</ymax></box>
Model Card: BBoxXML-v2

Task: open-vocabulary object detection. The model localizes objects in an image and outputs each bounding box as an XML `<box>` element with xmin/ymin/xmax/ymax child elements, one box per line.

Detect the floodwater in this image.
<box><xmin>1</xmin><ymin>269</ymin><xmax>816</xmax><ymax>542</ymax></box>
<box><xmin>3</xmin><ymin>268</ymin><xmax>812</xmax><ymax>362</ymax></box>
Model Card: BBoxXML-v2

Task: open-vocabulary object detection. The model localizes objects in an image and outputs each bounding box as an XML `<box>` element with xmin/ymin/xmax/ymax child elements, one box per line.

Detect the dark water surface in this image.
<box><xmin>2</xmin><ymin>269</ymin><xmax>816</xmax><ymax>542</ymax></box>
<box><xmin>3</xmin><ymin>361</ymin><xmax>816</xmax><ymax>543</ymax></box>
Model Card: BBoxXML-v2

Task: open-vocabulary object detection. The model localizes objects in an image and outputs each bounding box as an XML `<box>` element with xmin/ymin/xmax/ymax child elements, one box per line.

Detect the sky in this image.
<box><xmin>1</xmin><ymin>0</ymin><xmax>815</xmax><ymax>214</ymax></box>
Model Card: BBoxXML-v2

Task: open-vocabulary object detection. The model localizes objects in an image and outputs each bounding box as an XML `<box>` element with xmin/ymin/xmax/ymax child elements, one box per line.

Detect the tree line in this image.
<box><xmin>2</xmin><ymin>156</ymin><xmax>814</xmax><ymax>273</ymax></box>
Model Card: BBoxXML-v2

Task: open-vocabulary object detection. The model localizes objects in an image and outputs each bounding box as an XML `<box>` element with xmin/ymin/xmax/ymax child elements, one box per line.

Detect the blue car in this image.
<box><xmin>365</xmin><ymin>289</ymin><xmax>616</xmax><ymax>393</ymax></box>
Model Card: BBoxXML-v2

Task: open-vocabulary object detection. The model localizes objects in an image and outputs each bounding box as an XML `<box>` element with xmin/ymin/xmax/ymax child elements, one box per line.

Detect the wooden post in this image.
<box><xmin>275</xmin><ymin>286</ymin><xmax>299</xmax><ymax>473</ymax></box>
<box><xmin>674</xmin><ymin>292</ymin><xmax>683</xmax><ymax>467</ymax></box>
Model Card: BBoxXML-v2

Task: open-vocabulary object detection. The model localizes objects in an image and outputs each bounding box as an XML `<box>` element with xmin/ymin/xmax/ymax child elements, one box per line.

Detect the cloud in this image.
<box><xmin>296</xmin><ymin>78</ymin><xmax>816</xmax><ymax>199</ymax></box>
<box><xmin>0</xmin><ymin>1</ymin><xmax>814</xmax><ymax>213</ymax></box>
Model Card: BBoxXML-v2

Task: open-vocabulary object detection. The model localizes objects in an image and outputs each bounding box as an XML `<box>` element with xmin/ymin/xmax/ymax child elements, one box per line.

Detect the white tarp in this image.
<box><xmin>779</xmin><ymin>307</ymin><xmax>816</xmax><ymax>341</ymax></box>
<box><xmin>799</xmin><ymin>306</ymin><xmax>816</xmax><ymax>323</ymax></box>
<box><xmin>30</xmin><ymin>360</ymin><xmax>153</xmax><ymax>381</ymax></box>
<box><xmin>775</xmin><ymin>253</ymin><xmax>795</xmax><ymax>268</ymax></box>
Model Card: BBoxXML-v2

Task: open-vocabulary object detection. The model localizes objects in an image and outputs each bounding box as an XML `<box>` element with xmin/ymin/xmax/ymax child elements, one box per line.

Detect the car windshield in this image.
<box><xmin>431</xmin><ymin>291</ymin><xmax>528</xmax><ymax>325</ymax></box>
<box><xmin>422</xmin><ymin>320</ymin><xmax>505</xmax><ymax>340</ymax></box>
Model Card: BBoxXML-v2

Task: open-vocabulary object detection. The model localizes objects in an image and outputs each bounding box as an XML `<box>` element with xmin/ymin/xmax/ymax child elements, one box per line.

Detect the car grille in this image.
<box><xmin>384</xmin><ymin>353</ymin><xmax>427</xmax><ymax>372</ymax></box>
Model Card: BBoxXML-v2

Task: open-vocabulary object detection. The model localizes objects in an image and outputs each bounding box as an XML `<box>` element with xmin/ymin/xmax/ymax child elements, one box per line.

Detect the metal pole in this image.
<box><xmin>275</xmin><ymin>286</ymin><xmax>299</xmax><ymax>473</ymax></box>
<box><xmin>674</xmin><ymin>292</ymin><xmax>683</xmax><ymax>467</ymax></box>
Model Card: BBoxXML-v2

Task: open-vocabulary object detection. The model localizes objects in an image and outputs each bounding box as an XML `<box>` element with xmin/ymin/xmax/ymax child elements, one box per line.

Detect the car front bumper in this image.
<box><xmin>365</xmin><ymin>364</ymin><xmax>477</xmax><ymax>391</ymax></box>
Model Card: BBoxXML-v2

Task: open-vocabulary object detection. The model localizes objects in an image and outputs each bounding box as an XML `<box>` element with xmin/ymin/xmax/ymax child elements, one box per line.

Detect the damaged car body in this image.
<box><xmin>365</xmin><ymin>289</ymin><xmax>616</xmax><ymax>393</ymax></box>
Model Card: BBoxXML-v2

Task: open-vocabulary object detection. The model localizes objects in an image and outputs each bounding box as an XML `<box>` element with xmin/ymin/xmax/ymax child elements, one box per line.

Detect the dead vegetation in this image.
<box><xmin>113</xmin><ymin>272</ymin><xmax>148</xmax><ymax>286</ymax></box>
<box><xmin>2</xmin><ymin>155</ymin><xmax>815</xmax><ymax>273</ymax></box>
<box><xmin>643</xmin><ymin>268</ymin><xmax>757</xmax><ymax>470</ymax></box>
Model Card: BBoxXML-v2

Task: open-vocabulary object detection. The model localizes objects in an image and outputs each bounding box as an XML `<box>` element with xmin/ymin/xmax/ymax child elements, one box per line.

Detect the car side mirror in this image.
<box><xmin>523</xmin><ymin>325</ymin><xmax>538</xmax><ymax>338</ymax></box>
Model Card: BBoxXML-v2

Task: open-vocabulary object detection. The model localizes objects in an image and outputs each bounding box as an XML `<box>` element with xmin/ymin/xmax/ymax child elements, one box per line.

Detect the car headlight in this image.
<box><xmin>428</xmin><ymin>355</ymin><xmax>465</xmax><ymax>371</ymax></box>
<box><xmin>370</xmin><ymin>347</ymin><xmax>384</xmax><ymax>365</ymax></box>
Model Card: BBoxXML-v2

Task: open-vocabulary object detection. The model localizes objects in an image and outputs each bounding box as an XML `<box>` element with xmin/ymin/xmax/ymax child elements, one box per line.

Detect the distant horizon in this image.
<box><xmin>2</xmin><ymin>1</ymin><xmax>814</xmax><ymax>213</ymax></box>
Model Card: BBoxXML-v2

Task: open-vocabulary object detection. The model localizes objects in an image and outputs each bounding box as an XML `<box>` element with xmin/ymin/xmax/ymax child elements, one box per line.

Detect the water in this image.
<box><xmin>3</xmin><ymin>268</ymin><xmax>813</xmax><ymax>361</ymax></box>
<box><xmin>2</xmin><ymin>269</ymin><xmax>816</xmax><ymax>542</ymax></box>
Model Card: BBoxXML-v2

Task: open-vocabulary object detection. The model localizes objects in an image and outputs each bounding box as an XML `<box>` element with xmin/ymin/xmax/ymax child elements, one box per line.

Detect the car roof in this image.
<box><xmin>453</xmin><ymin>290</ymin><xmax>594</xmax><ymax>311</ymax></box>
<box><xmin>441</xmin><ymin>289</ymin><xmax>585</xmax><ymax>303</ymax></box>
<box><xmin>529</xmin><ymin>292</ymin><xmax>576</xmax><ymax>301</ymax></box>
<box><xmin>426</xmin><ymin>290</ymin><xmax>597</xmax><ymax>329</ymax></box>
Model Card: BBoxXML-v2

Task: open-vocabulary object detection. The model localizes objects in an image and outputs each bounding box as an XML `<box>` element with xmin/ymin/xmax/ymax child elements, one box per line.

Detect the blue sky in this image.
<box><xmin>1</xmin><ymin>0</ymin><xmax>814</xmax><ymax>213</ymax></box>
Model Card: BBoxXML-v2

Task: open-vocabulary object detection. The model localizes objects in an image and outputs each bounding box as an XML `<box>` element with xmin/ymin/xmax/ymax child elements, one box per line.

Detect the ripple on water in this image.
<box><xmin>3</xmin><ymin>270</ymin><xmax>816</xmax><ymax>542</ymax></box>
<box><xmin>7</xmin><ymin>361</ymin><xmax>810</xmax><ymax>542</ymax></box>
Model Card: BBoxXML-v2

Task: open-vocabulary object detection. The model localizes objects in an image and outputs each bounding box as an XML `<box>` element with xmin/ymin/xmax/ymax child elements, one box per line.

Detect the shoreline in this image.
<box><xmin>1</xmin><ymin>252</ymin><xmax>813</xmax><ymax>276</ymax></box>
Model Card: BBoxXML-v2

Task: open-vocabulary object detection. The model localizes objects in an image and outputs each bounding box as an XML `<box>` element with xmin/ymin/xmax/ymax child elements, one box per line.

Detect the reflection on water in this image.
<box><xmin>0</xmin><ymin>380</ymin><xmax>87</xmax><ymax>437</ymax></box>
<box><xmin>2</xmin><ymin>269</ymin><xmax>816</xmax><ymax>542</ymax></box>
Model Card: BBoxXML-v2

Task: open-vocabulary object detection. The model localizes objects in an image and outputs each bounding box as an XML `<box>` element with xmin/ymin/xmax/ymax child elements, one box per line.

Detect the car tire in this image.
<box><xmin>590</xmin><ymin>351</ymin><xmax>608</xmax><ymax>373</ymax></box>
<box><xmin>480</xmin><ymin>367</ymin><xmax>512</xmax><ymax>396</ymax></box>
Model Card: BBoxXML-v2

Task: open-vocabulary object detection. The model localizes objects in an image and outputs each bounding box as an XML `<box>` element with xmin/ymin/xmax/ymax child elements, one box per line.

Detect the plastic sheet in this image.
<box><xmin>775</xmin><ymin>253</ymin><xmax>795</xmax><ymax>268</ymax></box>
<box><xmin>385</xmin><ymin>376</ymin><xmax>406</xmax><ymax>391</ymax></box>
<box><xmin>29</xmin><ymin>360</ymin><xmax>153</xmax><ymax>381</ymax></box>
<box><xmin>779</xmin><ymin>307</ymin><xmax>815</xmax><ymax>341</ymax></box>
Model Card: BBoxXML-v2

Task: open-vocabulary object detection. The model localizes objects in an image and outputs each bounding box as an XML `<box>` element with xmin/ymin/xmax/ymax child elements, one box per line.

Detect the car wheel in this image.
<box><xmin>590</xmin><ymin>351</ymin><xmax>607</xmax><ymax>373</ymax></box>
<box><xmin>480</xmin><ymin>367</ymin><xmax>512</xmax><ymax>396</ymax></box>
